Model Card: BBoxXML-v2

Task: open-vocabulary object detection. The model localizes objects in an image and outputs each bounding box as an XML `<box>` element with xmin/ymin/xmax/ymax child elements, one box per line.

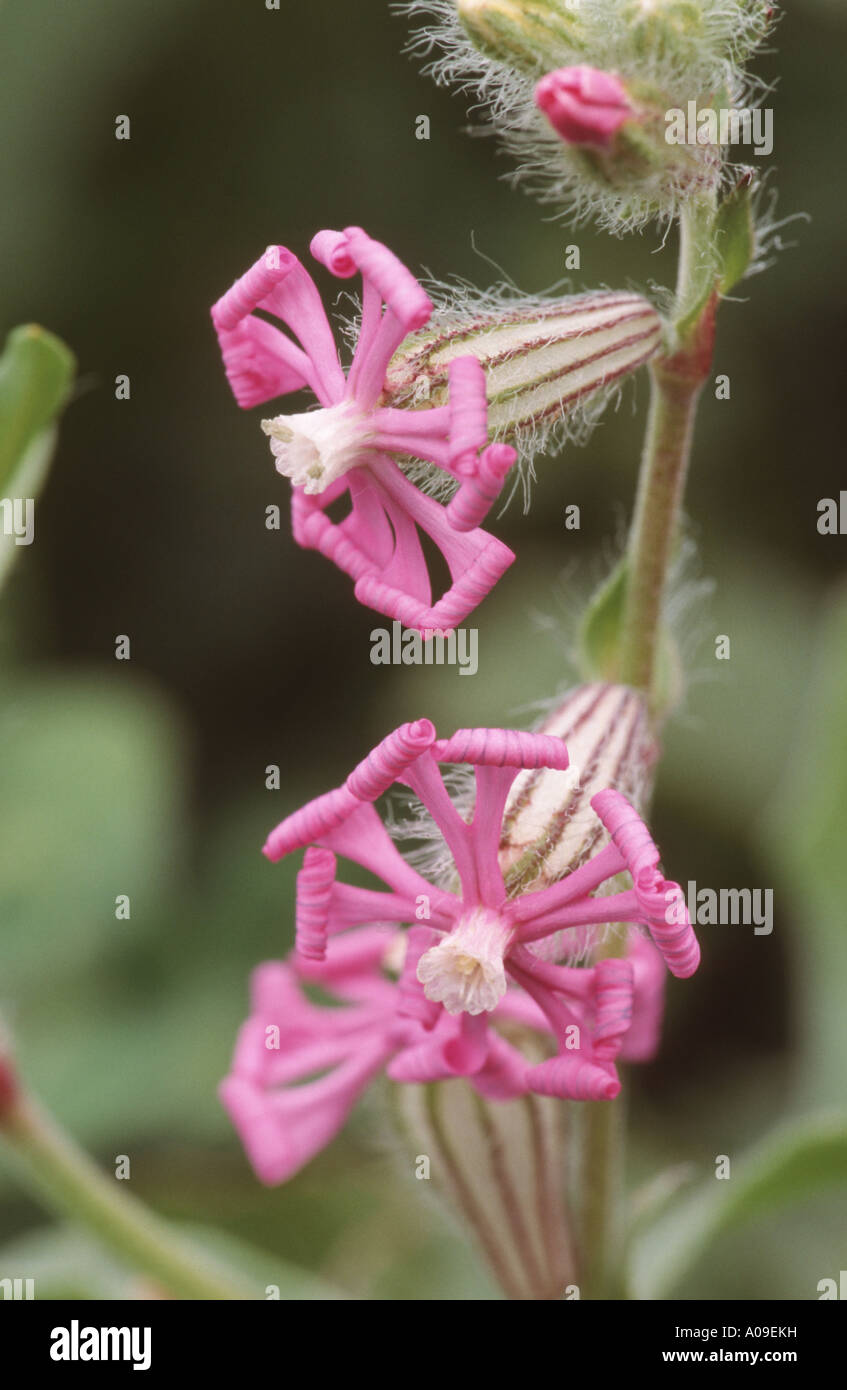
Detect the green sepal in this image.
<box><xmin>578</xmin><ymin>556</ymin><xmax>681</xmax><ymax>714</ymax></box>
<box><xmin>714</xmin><ymin>180</ymin><xmax>756</xmax><ymax>294</ymax></box>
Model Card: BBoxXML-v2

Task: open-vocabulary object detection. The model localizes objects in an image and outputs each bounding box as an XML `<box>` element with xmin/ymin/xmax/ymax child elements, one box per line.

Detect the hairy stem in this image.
<box><xmin>618</xmin><ymin>199</ymin><xmax>718</xmax><ymax>704</ymax></box>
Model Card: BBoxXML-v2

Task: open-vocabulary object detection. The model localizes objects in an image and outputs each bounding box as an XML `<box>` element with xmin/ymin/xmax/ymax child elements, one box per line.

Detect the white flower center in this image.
<box><xmin>417</xmin><ymin>909</ymin><xmax>513</xmax><ymax>1016</ymax></box>
<box><xmin>261</xmin><ymin>401</ymin><xmax>374</xmax><ymax>495</ymax></box>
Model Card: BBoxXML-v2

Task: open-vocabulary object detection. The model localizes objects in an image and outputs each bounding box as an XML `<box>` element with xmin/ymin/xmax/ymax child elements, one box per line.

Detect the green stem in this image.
<box><xmin>618</xmin><ymin>199</ymin><xmax>718</xmax><ymax>703</ymax></box>
<box><xmin>1</xmin><ymin>1094</ymin><xmax>253</xmax><ymax>1299</ymax></box>
<box><xmin>581</xmin><ymin>201</ymin><xmax>719</xmax><ymax>1295</ymax></box>
<box><xmin>616</xmin><ymin>363</ymin><xmax>703</xmax><ymax>695</ymax></box>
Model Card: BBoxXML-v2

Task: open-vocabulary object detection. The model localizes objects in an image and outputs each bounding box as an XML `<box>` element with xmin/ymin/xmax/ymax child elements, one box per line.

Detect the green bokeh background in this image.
<box><xmin>0</xmin><ymin>0</ymin><xmax>845</xmax><ymax>1298</ymax></box>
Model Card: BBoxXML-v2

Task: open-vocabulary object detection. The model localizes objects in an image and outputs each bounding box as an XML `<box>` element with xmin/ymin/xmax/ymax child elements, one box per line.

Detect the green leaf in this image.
<box><xmin>0</xmin><ymin>324</ymin><xmax>74</xmax><ymax>493</ymax></box>
<box><xmin>628</xmin><ymin>1115</ymin><xmax>847</xmax><ymax>1299</ymax></box>
<box><xmin>715</xmin><ymin>182</ymin><xmax>756</xmax><ymax>294</ymax></box>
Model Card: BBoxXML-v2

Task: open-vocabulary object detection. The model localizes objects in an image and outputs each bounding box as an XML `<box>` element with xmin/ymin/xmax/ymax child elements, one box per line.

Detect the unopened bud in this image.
<box><xmin>384</xmin><ymin>291</ymin><xmax>662</xmax><ymax>452</ymax></box>
<box><xmin>534</xmin><ymin>65</ymin><xmax>720</xmax><ymax>210</ymax></box>
<box><xmin>455</xmin><ymin>0</ymin><xmax>584</xmax><ymax>74</ymax></box>
<box><xmin>499</xmin><ymin>683</ymin><xmax>658</xmax><ymax>894</ymax></box>
<box><xmin>536</xmin><ymin>65</ymin><xmax>632</xmax><ymax>148</ymax></box>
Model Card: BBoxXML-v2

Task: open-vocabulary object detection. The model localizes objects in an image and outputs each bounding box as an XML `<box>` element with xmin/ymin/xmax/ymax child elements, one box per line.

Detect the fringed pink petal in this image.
<box><xmin>324</xmin><ymin>881</ymin><xmax>441</xmax><ymax>932</ymax></box>
<box><xmin>294</xmin><ymin>848</ymin><xmax>336</xmax><ymax>962</ymax></box>
<box><xmin>213</xmin><ymin>313</ymin><xmax>314</xmax><ymax>408</ymax></box>
<box><xmin>351</xmin><ymin>457</ymin><xmax>516</xmax><ymax>633</ymax></box>
<box><xmin>310</xmin><ymin>226</ymin><xmax>433</xmax><ymax>410</ymax></box>
<box><xmin>264</xmin><ymin>722</ymin><xmax>435</xmax><ymax>862</ymax></box>
<box><xmin>388</xmin><ymin>1014</ymin><xmax>488</xmax><ymax>1083</ymax></box>
<box><xmin>619</xmin><ymin>936</ymin><xmax>667</xmax><ymax>1063</ymax></box>
<box><xmin>263</xmin><ymin>784</ymin><xmax>359</xmax><ymax>861</ymax></box>
<box><xmin>211</xmin><ymin>246</ymin><xmax>345</xmax><ymax>406</ymax></box>
<box><xmin>591</xmin><ymin>789</ymin><xmax>700</xmax><ymax>978</ymax></box>
<box><xmin>634</xmin><ymin>874</ymin><xmax>701</xmax><ymax>979</ymax></box>
<box><xmin>470</xmin><ymin>1032</ymin><xmax>532</xmax><ymax>1101</ymax></box>
<box><xmin>211</xmin><ymin>248</ymin><xmax>300</xmax><ymax>332</ymax></box>
<box><xmin>309</xmin><ymin>230</ymin><xmax>359</xmax><ymax>278</ymax></box>
<box><xmin>512</xmin><ymin>887</ymin><xmax>642</xmax><ymax>942</ymax></box>
<box><xmin>591</xmin><ymin>957</ymin><xmax>635</xmax><ymax>1063</ymax></box>
<box><xmin>397</xmin><ymin>927</ymin><xmax>443</xmax><ymax>1031</ymax></box>
<box><xmin>433</xmin><ymin>728</ymin><xmax>571</xmax><ymax>771</ymax></box>
<box><xmin>526</xmin><ymin>1053</ymin><xmax>621</xmax><ymax>1101</ymax></box>
<box><xmin>329</xmin><ymin>227</ymin><xmax>432</xmax><ymax>333</ymax></box>
<box><xmin>509</xmin><ymin>841</ymin><xmax>626</xmax><ymax>926</ymax></box>
<box><xmin>446</xmin><ymin>443</ymin><xmax>516</xmax><ymax>533</ymax></box>
<box><xmin>401</xmin><ymin>750</ymin><xmax>481</xmax><ymax>902</ymax></box>
<box><xmin>296</xmin><ymin>925</ymin><xmax>396</xmax><ymax>990</ymax></box>
<box><xmin>346</xmin><ymin>719</ymin><xmax>437</xmax><ymax>800</ymax></box>
<box><xmin>291</xmin><ymin>456</ymin><xmax>514</xmax><ymax>634</ymax></box>
<box><xmin>220</xmin><ymin>1036</ymin><xmax>391</xmax><ymax>1186</ymax></box>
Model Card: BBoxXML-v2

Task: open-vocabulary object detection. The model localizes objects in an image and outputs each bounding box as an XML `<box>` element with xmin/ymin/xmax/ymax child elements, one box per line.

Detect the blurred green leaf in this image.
<box><xmin>0</xmin><ymin>324</ymin><xmax>74</xmax><ymax>589</ymax></box>
<box><xmin>661</xmin><ymin>556</ymin><xmax>818</xmax><ymax>832</ymax></box>
<box><xmin>760</xmin><ymin>583</ymin><xmax>847</xmax><ymax>1107</ymax></box>
<box><xmin>184</xmin><ymin>1223</ymin><xmax>349</xmax><ymax>1300</ymax></box>
<box><xmin>0</xmin><ymin>324</ymin><xmax>73</xmax><ymax>493</ymax></box>
<box><xmin>0</xmin><ymin>1219</ymin><xmax>349</xmax><ymax>1300</ymax></box>
<box><xmin>0</xmin><ymin>673</ymin><xmax>186</xmax><ymax>992</ymax></box>
<box><xmin>0</xmin><ymin>1223</ymin><xmax>136</xmax><ymax>1299</ymax></box>
<box><xmin>628</xmin><ymin>1114</ymin><xmax>847</xmax><ymax>1299</ymax></box>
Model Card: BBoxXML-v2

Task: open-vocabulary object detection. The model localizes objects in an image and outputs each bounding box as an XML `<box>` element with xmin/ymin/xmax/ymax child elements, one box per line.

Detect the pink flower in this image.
<box><xmin>262</xmin><ymin>719</ymin><xmax>699</xmax><ymax>1104</ymax></box>
<box><xmin>535</xmin><ymin>66</ymin><xmax>632</xmax><ymax>148</ymax></box>
<box><xmin>220</xmin><ymin>922</ymin><xmax>664</xmax><ymax>1185</ymax></box>
<box><xmin>211</xmin><ymin>228</ymin><xmax>517</xmax><ymax>632</ymax></box>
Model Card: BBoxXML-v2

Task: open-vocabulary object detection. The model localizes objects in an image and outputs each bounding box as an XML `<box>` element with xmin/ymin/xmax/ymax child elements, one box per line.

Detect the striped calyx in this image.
<box><xmin>499</xmin><ymin>683</ymin><xmax>658</xmax><ymax>896</ymax></box>
<box><xmin>456</xmin><ymin>0</ymin><xmax>584</xmax><ymax>74</ymax></box>
<box><xmin>382</xmin><ymin>291</ymin><xmax>662</xmax><ymax>446</ymax></box>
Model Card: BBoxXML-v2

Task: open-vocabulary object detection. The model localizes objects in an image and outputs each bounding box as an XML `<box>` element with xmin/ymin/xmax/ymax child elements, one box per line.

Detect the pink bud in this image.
<box><xmin>535</xmin><ymin>65</ymin><xmax>632</xmax><ymax>149</ymax></box>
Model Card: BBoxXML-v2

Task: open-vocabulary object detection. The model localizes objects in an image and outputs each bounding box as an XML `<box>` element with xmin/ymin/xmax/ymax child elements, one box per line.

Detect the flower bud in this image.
<box><xmin>454</xmin><ymin>0</ymin><xmax>584</xmax><ymax>74</ymax></box>
<box><xmin>536</xmin><ymin>65</ymin><xmax>632</xmax><ymax>148</ymax></box>
<box><xmin>534</xmin><ymin>65</ymin><xmax>721</xmax><ymax>216</ymax></box>
<box><xmin>499</xmin><ymin>683</ymin><xmax>659</xmax><ymax>894</ymax></box>
<box><xmin>383</xmin><ymin>291</ymin><xmax>662</xmax><ymax>454</ymax></box>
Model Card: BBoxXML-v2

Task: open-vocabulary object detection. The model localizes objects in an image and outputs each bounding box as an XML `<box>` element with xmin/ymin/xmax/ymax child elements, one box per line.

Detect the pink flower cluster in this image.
<box><xmin>221</xmin><ymin>721</ymin><xmax>698</xmax><ymax>1184</ymax></box>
